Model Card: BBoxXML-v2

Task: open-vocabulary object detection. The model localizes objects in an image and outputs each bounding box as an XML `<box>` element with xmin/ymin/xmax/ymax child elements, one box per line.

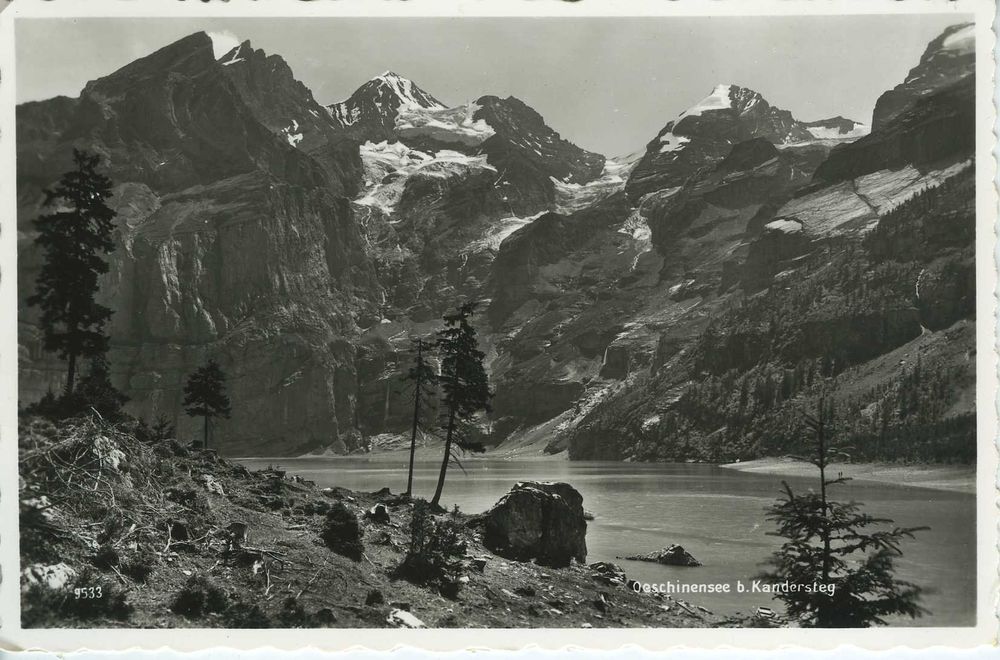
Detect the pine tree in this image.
<box><xmin>27</xmin><ymin>149</ymin><xmax>117</xmax><ymax>395</ymax></box>
<box><xmin>402</xmin><ymin>336</ymin><xmax>437</xmax><ymax>496</ymax></box>
<box><xmin>183</xmin><ymin>359</ymin><xmax>232</xmax><ymax>450</ymax></box>
<box><xmin>430</xmin><ymin>302</ymin><xmax>491</xmax><ymax>508</ymax></box>
<box><xmin>75</xmin><ymin>354</ymin><xmax>129</xmax><ymax>420</ymax></box>
<box><xmin>760</xmin><ymin>399</ymin><xmax>927</xmax><ymax>627</ymax></box>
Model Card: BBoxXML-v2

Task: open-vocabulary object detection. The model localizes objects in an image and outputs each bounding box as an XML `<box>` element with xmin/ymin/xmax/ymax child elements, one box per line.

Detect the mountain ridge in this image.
<box><xmin>16</xmin><ymin>25</ymin><xmax>976</xmax><ymax>465</ymax></box>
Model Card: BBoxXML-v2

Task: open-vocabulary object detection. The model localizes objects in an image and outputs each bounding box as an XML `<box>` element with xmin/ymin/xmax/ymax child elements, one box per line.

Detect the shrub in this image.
<box><xmin>222</xmin><ymin>602</ymin><xmax>273</xmax><ymax>628</ymax></box>
<box><xmin>321</xmin><ymin>502</ymin><xmax>364</xmax><ymax>561</ymax></box>
<box><xmin>395</xmin><ymin>499</ymin><xmax>466</xmax><ymax>597</ymax></box>
<box><xmin>171</xmin><ymin>576</ymin><xmax>228</xmax><ymax>618</ymax></box>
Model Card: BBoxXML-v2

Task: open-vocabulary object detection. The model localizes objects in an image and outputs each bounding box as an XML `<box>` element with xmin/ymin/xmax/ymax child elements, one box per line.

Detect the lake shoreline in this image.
<box><xmin>266</xmin><ymin>444</ymin><xmax>977</xmax><ymax>494</ymax></box>
<box><xmin>720</xmin><ymin>457</ymin><xmax>975</xmax><ymax>494</ymax></box>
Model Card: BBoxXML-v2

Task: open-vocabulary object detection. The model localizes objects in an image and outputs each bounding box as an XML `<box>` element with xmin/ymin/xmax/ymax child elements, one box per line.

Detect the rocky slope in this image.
<box><xmin>556</xmin><ymin>24</ymin><xmax>976</xmax><ymax>463</ymax></box>
<box><xmin>20</xmin><ymin>414</ymin><xmax>723</xmax><ymax>628</ymax></box>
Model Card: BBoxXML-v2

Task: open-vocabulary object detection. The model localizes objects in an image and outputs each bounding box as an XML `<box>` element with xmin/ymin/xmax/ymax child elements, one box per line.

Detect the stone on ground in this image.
<box><xmin>482</xmin><ymin>481</ymin><xmax>587</xmax><ymax>567</ymax></box>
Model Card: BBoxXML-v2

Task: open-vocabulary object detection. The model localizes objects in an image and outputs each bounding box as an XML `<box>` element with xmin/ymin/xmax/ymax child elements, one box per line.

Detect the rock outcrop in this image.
<box><xmin>624</xmin><ymin>544</ymin><xmax>702</xmax><ymax>567</ymax></box>
<box><xmin>482</xmin><ymin>482</ymin><xmax>587</xmax><ymax>567</ymax></box>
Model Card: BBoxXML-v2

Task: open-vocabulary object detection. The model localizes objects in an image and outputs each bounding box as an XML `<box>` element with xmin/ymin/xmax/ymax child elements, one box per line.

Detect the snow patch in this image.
<box><xmin>208</xmin><ymin>31</ymin><xmax>241</xmax><ymax>60</ymax></box>
<box><xmin>468</xmin><ymin>212</ymin><xmax>545</xmax><ymax>253</ymax></box>
<box><xmin>942</xmin><ymin>24</ymin><xmax>974</xmax><ymax>55</ymax></box>
<box><xmin>764</xmin><ymin>218</ymin><xmax>803</xmax><ymax>234</ymax></box>
<box><xmin>550</xmin><ymin>153</ymin><xmax>642</xmax><ymax>214</ymax></box>
<box><xmin>805</xmin><ymin>123</ymin><xmax>870</xmax><ymax>140</ymax></box>
<box><xmin>282</xmin><ymin>119</ymin><xmax>303</xmax><ymax>147</ymax></box>
<box><xmin>354</xmin><ymin>140</ymin><xmax>495</xmax><ymax>215</ymax></box>
<box><xmin>329</xmin><ymin>103</ymin><xmax>361</xmax><ymax>127</ymax></box>
<box><xmin>658</xmin><ymin>132</ymin><xmax>691</xmax><ymax>154</ymax></box>
<box><xmin>680</xmin><ymin>84</ymin><xmax>734</xmax><ymax>118</ymax></box>
<box><xmin>376</xmin><ymin>72</ymin><xmax>445</xmax><ymax>111</ymax></box>
<box><xmin>619</xmin><ymin>210</ymin><xmax>651</xmax><ymax>243</ymax></box>
<box><xmin>396</xmin><ymin>101</ymin><xmax>495</xmax><ymax>146</ymax></box>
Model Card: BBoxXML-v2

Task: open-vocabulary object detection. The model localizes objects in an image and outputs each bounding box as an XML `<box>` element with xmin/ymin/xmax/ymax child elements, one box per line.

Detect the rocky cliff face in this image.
<box><xmin>18</xmin><ymin>32</ymin><xmax>379</xmax><ymax>455</ymax></box>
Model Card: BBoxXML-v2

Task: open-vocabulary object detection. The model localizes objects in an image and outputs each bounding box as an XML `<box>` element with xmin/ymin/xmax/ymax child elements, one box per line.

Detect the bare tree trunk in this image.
<box><xmin>204</xmin><ymin>415</ymin><xmax>210</xmax><ymax>450</ymax></box>
<box><xmin>406</xmin><ymin>340</ymin><xmax>423</xmax><ymax>496</ymax></box>
<box><xmin>65</xmin><ymin>352</ymin><xmax>77</xmax><ymax>397</ymax></box>
<box><xmin>406</xmin><ymin>401</ymin><xmax>419</xmax><ymax>494</ymax></box>
<box><xmin>430</xmin><ymin>408</ymin><xmax>456</xmax><ymax>508</ymax></box>
<box><xmin>817</xmin><ymin>399</ymin><xmax>833</xmax><ymax>627</ymax></box>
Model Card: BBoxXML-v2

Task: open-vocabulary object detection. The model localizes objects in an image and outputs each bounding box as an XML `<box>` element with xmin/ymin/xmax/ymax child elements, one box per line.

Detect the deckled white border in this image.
<box><xmin>0</xmin><ymin>0</ymin><xmax>996</xmax><ymax>652</ymax></box>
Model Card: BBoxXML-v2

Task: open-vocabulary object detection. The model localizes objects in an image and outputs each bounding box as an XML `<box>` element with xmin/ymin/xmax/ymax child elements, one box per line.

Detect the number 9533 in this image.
<box><xmin>73</xmin><ymin>586</ymin><xmax>103</xmax><ymax>599</ymax></box>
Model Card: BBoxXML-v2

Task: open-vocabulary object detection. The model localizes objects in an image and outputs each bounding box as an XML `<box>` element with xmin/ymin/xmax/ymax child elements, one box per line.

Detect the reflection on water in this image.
<box><xmin>237</xmin><ymin>456</ymin><xmax>976</xmax><ymax>626</ymax></box>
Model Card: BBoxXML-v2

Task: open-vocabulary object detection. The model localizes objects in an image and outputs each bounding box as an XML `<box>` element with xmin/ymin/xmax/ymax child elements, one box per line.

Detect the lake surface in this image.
<box><xmin>236</xmin><ymin>456</ymin><xmax>976</xmax><ymax>626</ymax></box>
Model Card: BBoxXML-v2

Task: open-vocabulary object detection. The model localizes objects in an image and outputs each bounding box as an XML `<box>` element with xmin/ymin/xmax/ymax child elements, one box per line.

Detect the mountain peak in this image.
<box><xmin>678</xmin><ymin>84</ymin><xmax>766</xmax><ymax>119</ymax></box>
<box><xmin>327</xmin><ymin>71</ymin><xmax>443</xmax><ymax>132</ymax></box>
<box><xmin>872</xmin><ymin>22</ymin><xmax>974</xmax><ymax>131</ymax></box>
<box><xmin>218</xmin><ymin>40</ymin><xmax>252</xmax><ymax>66</ymax></box>
<box><xmin>82</xmin><ymin>31</ymin><xmax>216</xmax><ymax>98</ymax></box>
<box><xmin>929</xmin><ymin>22</ymin><xmax>974</xmax><ymax>60</ymax></box>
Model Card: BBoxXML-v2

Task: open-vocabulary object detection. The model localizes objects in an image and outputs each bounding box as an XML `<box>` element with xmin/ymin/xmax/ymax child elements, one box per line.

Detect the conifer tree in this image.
<box><xmin>760</xmin><ymin>399</ymin><xmax>927</xmax><ymax>627</ymax></box>
<box><xmin>75</xmin><ymin>354</ymin><xmax>129</xmax><ymax>420</ymax></box>
<box><xmin>28</xmin><ymin>149</ymin><xmax>117</xmax><ymax>395</ymax></box>
<box><xmin>183</xmin><ymin>359</ymin><xmax>232</xmax><ymax>450</ymax></box>
<box><xmin>430</xmin><ymin>302</ymin><xmax>491</xmax><ymax>508</ymax></box>
<box><xmin>403</xmin><ymin>336</ymin><xmax>437</xmax><ymax>497</ymax></box>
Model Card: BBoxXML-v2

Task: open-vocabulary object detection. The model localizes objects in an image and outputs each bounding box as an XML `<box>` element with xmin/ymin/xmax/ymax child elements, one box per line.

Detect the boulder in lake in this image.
<box><xmin>623</xmin><ymin>543</ymin><xmax>701</xmax><ymax>567</ymax></box>
<box><xmin>482</xmin><ymin>481</ymin><xmax>587</xmax><ymax>567</ymax></box>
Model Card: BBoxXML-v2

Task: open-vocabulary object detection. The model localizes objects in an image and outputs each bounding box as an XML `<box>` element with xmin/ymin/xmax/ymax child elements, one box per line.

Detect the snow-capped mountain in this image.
<box><xmin>471</xmin><ymin>95</ymin><xmax>606</xmax><ymax>212</ymax></box>
<box><xmin>873</xmin><ymin>22</ymin><xmax>974</xmax><ymax>131</ymax></box>
<box><xmin>626</xmin><ymin>84</ymin><xmax>816</xmax><ymax>197</ymax></box>
<box><xmin>814</xmin><ymin>23</ymin><xmax>974</xmax><ymax>184</ymax></box>
<box><xmin>326</xmin><ymin>71</ymin><xmax>444</xmax><ymax>137</ymax></box>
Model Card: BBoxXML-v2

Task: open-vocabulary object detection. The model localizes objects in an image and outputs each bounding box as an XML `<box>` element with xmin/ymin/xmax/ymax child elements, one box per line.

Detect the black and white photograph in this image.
<box><xmin>5</xmin><ymin>0</ymin><xmax>994</xmax><ymax>646</ymax></box>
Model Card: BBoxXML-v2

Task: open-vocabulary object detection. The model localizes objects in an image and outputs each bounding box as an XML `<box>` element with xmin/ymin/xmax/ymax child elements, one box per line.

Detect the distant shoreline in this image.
<box><xmin>244</xmin><ymin>447</ymin><xmax>976</xmax><ymax>494</ymax></box>
<box><xmin>720</xmin><ymin>457</ymin><xmax>975</xmax><ymax>494</ymax></box>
